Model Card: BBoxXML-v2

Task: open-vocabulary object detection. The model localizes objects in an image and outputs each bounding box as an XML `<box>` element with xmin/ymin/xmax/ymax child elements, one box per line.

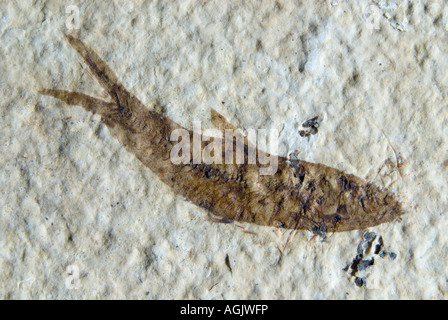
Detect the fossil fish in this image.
<box><xmin>40</xmin><ymin>35</ymin><xmax>404</xmax><ymax>234</ymax></box>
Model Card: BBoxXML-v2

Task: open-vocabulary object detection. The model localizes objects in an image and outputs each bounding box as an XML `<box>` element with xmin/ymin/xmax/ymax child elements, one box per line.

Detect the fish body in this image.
<box><xmin>41</xmin><ymin>35</ymin><xmax>404</xmax><ymax>233</ymax></box>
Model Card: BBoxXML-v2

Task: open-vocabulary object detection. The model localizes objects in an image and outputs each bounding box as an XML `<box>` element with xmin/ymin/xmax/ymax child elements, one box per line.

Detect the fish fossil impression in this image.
<box><xmin>40</xmin><ymin>35</ymin><xmax>404</xmax><ymax>234</ymax></box>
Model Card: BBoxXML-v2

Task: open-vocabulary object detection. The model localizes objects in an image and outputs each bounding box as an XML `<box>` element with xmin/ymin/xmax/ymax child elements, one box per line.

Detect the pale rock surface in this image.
<box><xmin>0</xmin><ymin>0</ymin><xmax>447</xmax><ymax>299</ymax></box>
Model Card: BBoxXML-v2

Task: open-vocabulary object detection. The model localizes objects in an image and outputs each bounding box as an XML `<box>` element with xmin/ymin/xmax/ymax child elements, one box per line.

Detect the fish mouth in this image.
<box><xmin>328</xmin><ymin>183</ymin><xmax>404</xmax><ymax>232</ymax></box>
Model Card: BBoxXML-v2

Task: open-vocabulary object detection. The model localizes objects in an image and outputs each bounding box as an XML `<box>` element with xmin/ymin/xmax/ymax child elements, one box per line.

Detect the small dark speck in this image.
<box><xmin>388</xmin><ymin>252</ymin><xmax>397</xmax><ymax>260</ymax></box>
<box><xmin>145</xmin><ymin>291</ymin><xmax>150</xmax><ymax>295</ymax></box>
<box><xmin>275</xmin><ymin>1</ymin><xmax>281</xmax><ymax>10</ymax></box>
<box><xmin>302</xmin><ymin>116</ymin><xmax>319</xmax><ymax>128</ymax></box>
<box><xmin>222</xmin><ymin>101</ymin><xmax>225</xmax><ymax>105</ymax></box>
<box><xmin>225</xmin><ymin>254</ymin><xmax>232</xmax><ymax>273</ymax></box>
<box><xmin>311</xmin><ymin>223</ymin><xmax>327</xmax><ymax>238</ymax></box>
<box><xmin>374</xmin><ymin>244</ymin><xmax>382</xmax><ymax>254</ymax></box>
<box><xmin>354</xmin><ymin>277</ymin><xmax>365</xmax><ymax>287</ymax></box>
<box><xmin>443</xmin><ymin>159</ymin><xmax>448</xmax><ymax>167</ymax></box>
<box><xmin>363</xmin><ymin>231</ymin><xmax>376</xmax><ymax>242</ymax></box>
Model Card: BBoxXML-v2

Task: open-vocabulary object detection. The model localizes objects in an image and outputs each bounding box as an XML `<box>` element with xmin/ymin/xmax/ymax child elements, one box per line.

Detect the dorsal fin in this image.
<box><xmin>211</xmin><ymin>108</ymin><xmax>237</xmax><ymax>131</ymax></box>
<box><xmin>210</xmin><ymin>108</ymin><xmax>257</xmax><ymax>151</ymax></box>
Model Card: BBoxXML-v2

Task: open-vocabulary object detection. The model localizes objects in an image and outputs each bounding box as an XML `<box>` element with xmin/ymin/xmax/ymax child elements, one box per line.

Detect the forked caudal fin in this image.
<box><xmin>39</xmin><ymin>89</ymin><xmax>116</xmax><ymax>116</ymax></box>
<box><xmin>40</xmin><ymin>34</ymin><xmax>145</xmax><ymax>125</ymax></box>
<box><xmin>63</xmin><ymin>34</ymin><xmax>122</xmax><ymax>100</ymax></box>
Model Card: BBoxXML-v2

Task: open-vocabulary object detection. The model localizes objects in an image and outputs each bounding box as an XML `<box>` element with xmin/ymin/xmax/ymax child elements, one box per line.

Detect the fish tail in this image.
<box><xmin>39</xmin><ymin>89</ymin><xmax>119</xmax><ymax>125</ymax></box>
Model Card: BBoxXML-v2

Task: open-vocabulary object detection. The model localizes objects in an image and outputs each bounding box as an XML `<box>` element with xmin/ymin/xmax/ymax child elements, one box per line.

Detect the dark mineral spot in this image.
<box><xmin>302</xmin><ymin>116</ymin><xmax>319</xmax><ymax>128</ymax></box>
<box><xmin>363</xmin><ymin>232</ymin><xmax>376</xmax><ymax>242</ymax></box>
<box><xmin>374</xmin><ymin>236</ymin><xmax>384</xmax><ymax>254</ymax></box>
<box><xmin>356</xmin><ymin>231</ymin><xmax>376</xmax><ymax>255</ymax></box>
<box><xmin>379</xmin><ymin>250</ymin><xmax>397</xmax><ymax>260</ymax></box>
<box><xmin>388</xmin><ymin>252</ymin><xmax>397</xmax><ymax>260</ymax></box>
<box><xmin>298</xmin><ymin>116</ymin><xmax>320</xmax><ymax>137</ymax></box>
<box><xmin>344</xmin><ymin>233</ymin><xmax>395</xmax><ymax>287</ymax></box>
<box><xmin>311</xmin><ymin>223</ymin><xmax>327</xmax><ymax>239</ymax></box>
<box><xmin>357</xmin><ymin>258</ymin><xmax>374</xmax><ymax>271</ymax></box>
<box><xmin>338</xmin><ymin>175</ymin><xmax>356</xmax><ymax>192</ymax></box>
<box><xmin>354</xmin><ymin>277</ymin><xmax>365</xmax><ymax>287</ymax></box>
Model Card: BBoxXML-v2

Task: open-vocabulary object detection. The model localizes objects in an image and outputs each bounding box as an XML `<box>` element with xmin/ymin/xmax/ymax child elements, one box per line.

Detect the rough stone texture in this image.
<box><xmin>0</xmin><ymin>0</ymin><xmax>447</xmax><ymax>299</ymax></box>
